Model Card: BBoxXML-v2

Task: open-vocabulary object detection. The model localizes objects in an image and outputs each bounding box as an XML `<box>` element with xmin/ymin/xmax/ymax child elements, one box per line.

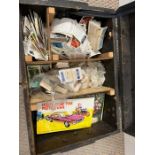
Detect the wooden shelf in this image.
<box><xmin>30</xmin><ymin>86</ymin><xmax>115</xmax><ymax>111</ymax></box>
<box><xmin>25</xmin><ymin>52</ymin><xmax>113</xmax><ymax>65</ymax></box>
<box><xmin>36</xmin><ymin>122</ymin><xmax>116</xmax><ymax>154</ymax></box>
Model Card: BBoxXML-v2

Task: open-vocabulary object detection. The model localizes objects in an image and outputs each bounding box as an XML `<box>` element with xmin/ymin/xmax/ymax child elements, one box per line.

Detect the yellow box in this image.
<box><xmin>37</xmin><ymin>97</ymin><xmax>94</xmax><ymax>134</ymax></box>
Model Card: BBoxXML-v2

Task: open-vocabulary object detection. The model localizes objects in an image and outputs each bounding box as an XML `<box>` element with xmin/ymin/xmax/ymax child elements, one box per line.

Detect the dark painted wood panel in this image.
<box><xmin>119</xmin><ymin>13</ymin><xmax>135</xmax><ymax>136</ymax></box>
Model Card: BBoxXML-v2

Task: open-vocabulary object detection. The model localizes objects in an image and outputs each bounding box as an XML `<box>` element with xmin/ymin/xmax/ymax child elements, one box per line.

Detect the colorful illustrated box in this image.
<box><xmin>79</xmin><ymin>93</ymin><xmax>105</xmax><ymax>124</ymax></box>
<box><xmin>37</xmin><ymin>97</ymin><xmax>94</xmax><ymax>134</ymax></box>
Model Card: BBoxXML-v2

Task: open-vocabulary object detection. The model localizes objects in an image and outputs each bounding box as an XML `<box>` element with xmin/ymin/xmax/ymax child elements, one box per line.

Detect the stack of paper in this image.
<box><xmin>23</xmin><ymin>11</ymin><xmax>48</xmax><ymax>60</ymax></box>
<box><xmin>88</xmin><ymin>20</ymin><xmax>107</xmax><ymax>52</ymax></box>
<box><xmin>50</xmin><ymin>18</ymin><xmax>100</xmax><ymax>59</ymax></box>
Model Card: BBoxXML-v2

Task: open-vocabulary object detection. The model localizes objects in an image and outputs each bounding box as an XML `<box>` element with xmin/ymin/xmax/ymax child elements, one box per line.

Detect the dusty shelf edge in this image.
<box><xmin>30</xmin><ymin>86</ymin><xmax>115</xmax><ymax>111</ymax></box>
<box><xmin>25</xmin><ymin>52</ymin><xmax>113</xmax><ymax>65</ymax></box>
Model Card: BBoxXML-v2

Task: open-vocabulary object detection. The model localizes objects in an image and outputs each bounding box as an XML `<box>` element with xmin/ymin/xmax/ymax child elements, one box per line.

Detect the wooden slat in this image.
<box><xmin>46</xmin><ymin>7</ymin><xmax>55</xmax><ymax>61</ymax></box>
<box><xmin>25</xmin><ymin>52</ymin><xmax>113</xmax><ymax>65</ymax></box>
<box><xmin>30</xmin><ymin>86</ymin><xmax>115</xmax><ymax>111</ymax></box>
<box><xmin>52</xmin><ymin>54</ymin><xmax>59</xmax><ymax>60</ymax></box>
<box><xmin>31</xmin><ymin>104</ymin><xmax>37</xmax><ymax>112</ymax></box>
<box><xmin>25</xmin><ymin>55</ymin><xmax>32</xmax><ymax>62</ymax></box>
<box><xmin>48</xmin><ymin>7</ymin><xmax>55</xmax><ymax>26</ymax></box>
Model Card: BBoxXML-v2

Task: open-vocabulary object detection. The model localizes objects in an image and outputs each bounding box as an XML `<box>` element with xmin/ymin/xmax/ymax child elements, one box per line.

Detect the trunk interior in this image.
<box><xmin>20</xmin><ymin>4</ymin><xmax>119</xmax><ymax>154</ymax></box>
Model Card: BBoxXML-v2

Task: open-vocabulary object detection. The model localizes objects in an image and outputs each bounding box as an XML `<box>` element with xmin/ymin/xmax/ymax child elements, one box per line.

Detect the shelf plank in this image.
<box><xmin>30</xmin><ymin>86</ymin><xmax>115</xmax><ymax>111</ymax></box>
<box><xmin>36</xmin><ymin>122</ymin><xmax>116</xmax><ymax>154</ymax></box>
<box><xmin>25</xmin><ymin>52</ymin><xmax>113</xmax><ymax>65</ymax></box>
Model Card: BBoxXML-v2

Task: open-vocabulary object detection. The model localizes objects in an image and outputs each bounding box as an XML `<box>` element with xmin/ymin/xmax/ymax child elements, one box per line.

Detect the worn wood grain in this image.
<box><xmin>30</xmin><ymin>86</ymin><xmax>115</xmax><ymax>111</ymax></box>
<box><xmin>25</xmin><ymin>52</ymin><xmax>113</xmax><ymax>65</ymax></box>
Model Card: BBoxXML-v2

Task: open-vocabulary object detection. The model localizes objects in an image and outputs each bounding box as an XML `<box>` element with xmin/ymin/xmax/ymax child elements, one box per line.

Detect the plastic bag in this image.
<box><xmin>80</xmin><ymin>62</ymin><xmax>106</xmax><ymax>88</ymax></box>
<box><xmin>50</xmin><ymin>18</ymin><xmax>101</xmax><ymax>59</ymax></box>
<box><xmin>38</xmin><ymin>62</ymin><xmax>106</xmax><ymax>98</ymax></box>
<box><xmin>29</xmin><ymin>73</ymin><xmax>44</xmax><ymax>89</ymax></box>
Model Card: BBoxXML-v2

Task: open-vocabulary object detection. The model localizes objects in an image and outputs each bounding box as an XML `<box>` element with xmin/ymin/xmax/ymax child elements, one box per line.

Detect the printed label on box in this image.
<box><xmin>58</xmin><ymin>67</ymin><xmax>82</xmax><ymax>83</ymax></box>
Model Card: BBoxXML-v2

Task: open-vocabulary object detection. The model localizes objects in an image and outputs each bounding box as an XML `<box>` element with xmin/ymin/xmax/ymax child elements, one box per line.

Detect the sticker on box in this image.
<box><xmin>58</xmin><ymin>67</ymin><xmax>82</xmax><ymax>83</ymax></box>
